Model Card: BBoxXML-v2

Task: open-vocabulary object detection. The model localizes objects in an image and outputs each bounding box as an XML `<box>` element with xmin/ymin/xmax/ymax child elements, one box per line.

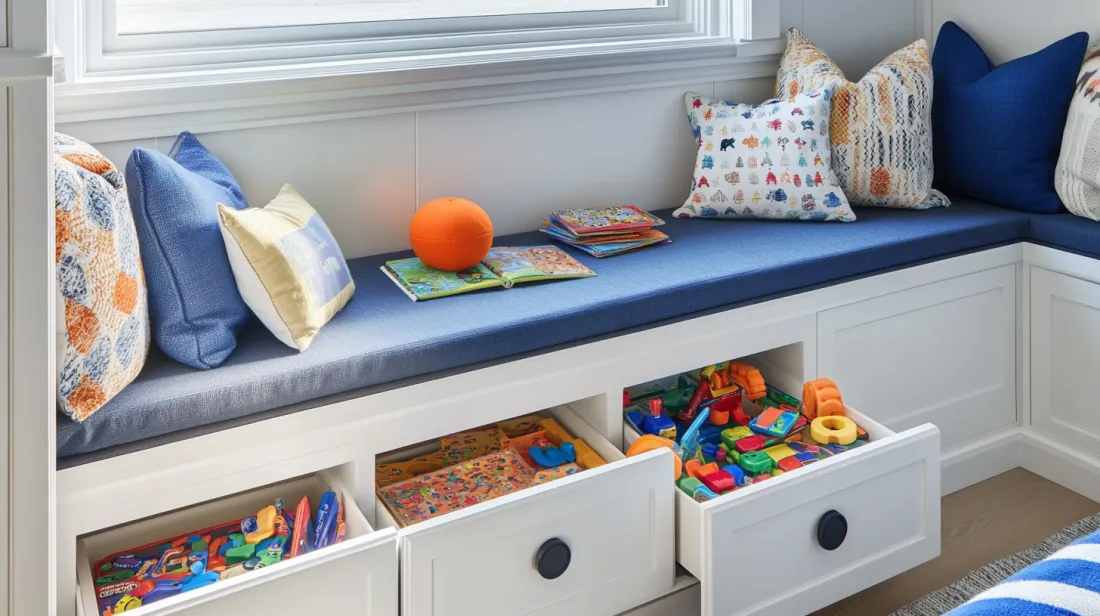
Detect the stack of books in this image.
<box><xmin>541</xmin><ymin>206</ymin><xmax>670</xmax><ymax>257</ymax></box>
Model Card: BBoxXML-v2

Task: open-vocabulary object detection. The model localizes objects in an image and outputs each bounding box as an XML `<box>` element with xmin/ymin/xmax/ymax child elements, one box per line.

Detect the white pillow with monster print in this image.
<box><xmin>672</xmin><ymin>89</ymin><xmax>855</xmax><ymax>222</ymax></box>
<box><xmin>1056</xmin><ymin>46</ymin><xmax>1100</xmax><ymax>221</ymax></box>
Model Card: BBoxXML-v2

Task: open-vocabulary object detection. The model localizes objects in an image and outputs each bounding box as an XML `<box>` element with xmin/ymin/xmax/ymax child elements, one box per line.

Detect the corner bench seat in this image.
<box><xmin>58</xmin><ymin>199</ymin><xmax>1054</xmax><ymax>464</ymax></box>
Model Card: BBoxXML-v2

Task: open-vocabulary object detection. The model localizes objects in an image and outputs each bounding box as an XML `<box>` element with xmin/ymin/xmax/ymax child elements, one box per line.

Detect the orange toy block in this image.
<box><xmin>626</xmin><ymin>434</ymin><xmax>682</xmax><ymax>480</ymax></box>
<box><xmin>802</xmin><ymin>378</ymin><xmax>845</xmax><ymax>420</ymax></box>
<box><xmin>728</xmin><ymin>363</ymin><xmax>767</xmax><ymax>400</ymax></box>
<box><xmin>537</xmin><ymin>418</ymin><xmax>573</xmax><ymax>446</ymax></box>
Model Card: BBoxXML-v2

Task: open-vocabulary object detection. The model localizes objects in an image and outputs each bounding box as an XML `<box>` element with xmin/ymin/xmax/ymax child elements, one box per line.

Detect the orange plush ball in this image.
<box><xmin>409</xmin><ymin>198</ymin><xmax>494</xmax><ymax>271</ymax></box>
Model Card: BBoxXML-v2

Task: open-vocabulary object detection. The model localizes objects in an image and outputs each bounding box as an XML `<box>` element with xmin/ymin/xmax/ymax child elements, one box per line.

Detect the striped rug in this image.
<box><xmin>893</xmin><ymin>514</ymin><xmax>1100</xmax><ymax>616</ymax></box>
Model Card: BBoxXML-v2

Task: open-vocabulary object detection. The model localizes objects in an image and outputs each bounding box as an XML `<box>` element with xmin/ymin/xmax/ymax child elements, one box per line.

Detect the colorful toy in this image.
<box><xmin>720</xmin><ymin>426</ymin><xmax>753</xmax><ymax>450</ymax></box>
<box><xmin>312</xmin><ymin>492</ymin><xmax>341</xmax><ymax>550</ymax></box>
<box><xmin>678</xmin><ymin>407</ymin><xmax>711</xmax><ymax>462</ymax></box>
<box><xmin>739</xmin><ymin>450</ymin><xmax>775</xmax><ymax>475</ymax></box>
<box><xmin>802</xmin><ymin>378</ymin><xmax>846</xmax><ymax>419</ymax></box>
<box><xmin>408</xmin><ymin>197</ymin><xmax>494</xmax><ymax>272</ymax></box>
<box><xmin>376</xmin><ymin>454</ymin><xmax>445</xmax><ymax>488</ymax></box>
<box><xmin>777</xmin><ymin>457</ymin><xmax>803</xmax><ymax>472</ymax></box>
<box><xmin>640</xmin><ymin>398</ymin><xmax>677</xmax><ymax>440</ymax></box>
<box><xmin>529</xmin><ymin>442</ymin><xmax>577</xmax><ymax>468</ymax></box>
<box><xmin>568</xmin><ymin>439</ymin><xmax>606</xmax><ymax>469</ymax></box>
<box><xmin>501</xmin><ymin>430</ymin><xmax>554</xmax><ymax>467</ymax></box>
<box><xmin>700</xmin><ymin>469</ymin><xmax>736</xmax><ymax>493</ymax></box>
<box><xmin>290</xmin><ymin>496</ymin><xmax>312</xmax><ymax>558</ymax></box>
<box><xmin>810</xmin><ymin>415</ymin><xmax>858</xmax><ymax>445</ymax></box>
<box><xmin>245</xmin><ymin>505</ymin><xmax>276</xmax><ymax>545</ymax></box>
<box><xmin>531</xmin><ymin>463</ymin><xmax>582</xmax><ymax>484</ymax></box>
<box><xmin>676</xmin><ymin>476</ymin><xmax>719</xmax><ymax>502</ymax></box>
<box><xmin>749</xmin><ymin>407</ymin><xmax>800</xmax><ymax>438</ymax></box>
<box><xmin>727</xmin><ymin>363</ymin><xmax>767</xmax><ymax>400</ymax></box>
<box><xmin>734</xmin><ymin>435</ymin><xmax>766</xmax><ymax>454</ymax></box>
<box><xmin>765</xmin><ymin>385</ymin><xmax>801</xmax><ymax>408</ymax></box>
<box><xmin>626</xmin><ymin>434</ymin><xmax>683</xmax><ymax>480</ymax></box>
<box><xmin>497</xmin><ymin>414</ymin><xmax>545</xmax><ymax>438</ymax></box>
<box><xmin>763</xmin><ymin>443</ymin><xmax>797</xmax><ymax>463</ymax></box>
<box><xmin>439</xmin><ymin>427</ymin><xmax>503</xmax><ymax>464</ymax></box>
<box><xmin>723</xmin><ymin>464</ymin><xmax>748</xmax><ymax>487</ymax></box>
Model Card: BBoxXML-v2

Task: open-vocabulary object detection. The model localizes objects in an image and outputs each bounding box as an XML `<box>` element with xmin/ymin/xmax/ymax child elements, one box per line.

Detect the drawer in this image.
<box><xmin>77</xmin><ymin>471</ymin><xmax>398</xmax><ymax>616</ymax></box>
<box><xmin>375</xmin><ymin>406</ymin><xmax>676</xmax><ymax>616</ymax></box>
<box><xmin>626</xmin><ymin>408</ymin><xmax>941</xmax><ymax>616</ymax></box>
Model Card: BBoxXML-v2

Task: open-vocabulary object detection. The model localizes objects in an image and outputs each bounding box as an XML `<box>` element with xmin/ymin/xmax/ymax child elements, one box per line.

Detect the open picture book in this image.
<box><xmin>382</xmin><ymin>245</ymin><xmax>596</xmax><ymax>301</ymax></box>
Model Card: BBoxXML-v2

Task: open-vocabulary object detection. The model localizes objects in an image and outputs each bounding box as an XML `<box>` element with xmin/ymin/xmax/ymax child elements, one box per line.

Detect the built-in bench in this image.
<box><xmin>58</xmin><ymin>197</ymin><xmax>1099</xmax><ymax>463</ymax></box>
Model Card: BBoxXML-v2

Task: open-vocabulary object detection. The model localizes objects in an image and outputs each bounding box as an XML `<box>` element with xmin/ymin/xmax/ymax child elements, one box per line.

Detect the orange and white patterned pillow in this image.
<box><xmin>55</xmin><ymin>134</ymin><xmax>149</xmax><ymax>421</ymax></box>
<box><xmin>777</xmin><ymin>28</ymin><xmax>949</xmax><ymax>209</ymax></box>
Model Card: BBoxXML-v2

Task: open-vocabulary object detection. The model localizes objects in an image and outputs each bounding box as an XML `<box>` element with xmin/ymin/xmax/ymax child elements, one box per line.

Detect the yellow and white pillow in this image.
<box><xmin>777</xmin><ymin>28</ymin><xmax>949</xmax><ymax>209</ymax></box>
<box><xmin>219</xmin><ymin>184</ymin><xmax>354</xmax><ymax>351</ymax></box>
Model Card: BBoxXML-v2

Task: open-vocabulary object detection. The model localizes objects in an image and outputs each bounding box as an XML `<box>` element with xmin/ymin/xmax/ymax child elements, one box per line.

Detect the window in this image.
<box><xmin>59</xmin><ymin>0</ymin><xmax>779</xmax><ymax>83</ymax></box>
<box><xmin>118</xmin><ymin>0</ymin><xmax>668</xmax><ymax>34</ymax></box>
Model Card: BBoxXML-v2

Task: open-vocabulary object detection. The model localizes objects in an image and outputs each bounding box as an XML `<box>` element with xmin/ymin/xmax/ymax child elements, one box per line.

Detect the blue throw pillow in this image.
<box><xmin>932</xmin><ymin>21</ymin><xmax>1089</xmax><ymax>213</ymax></box>
<box><xmin>126</xmin><ymin>132</ymin><xmax>251</xmax><ymax>369</ymax></box>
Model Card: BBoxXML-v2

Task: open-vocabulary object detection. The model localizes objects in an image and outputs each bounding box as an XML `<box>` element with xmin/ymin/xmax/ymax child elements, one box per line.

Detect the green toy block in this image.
<box><xmin>677</xmin><ymin>476</ymin><xmax>704</xmax><ymax>497</ymax></box>
<box><xmin>228</xmin><ymin>533</ymin><xmax>245</xmax><ymax>548</ymax></box>
<box><xmin>720</xmin><ymin>426</ymin><xmax>753</xmax><ymax>451</ymax></box>
<box><xmin>191</xmin><ymin>540</ymin><xmax>208</xmax><ymax>553</ymax></box>
<box><xmin>225</xmin><ymin>544</ymin><xmax>256</xmax><ymax>566</ymax></box>
<box><xmin>739</xmin><ymin>450</ymin><xmax>775</xmax><ymax>475</ymax></box>
<box><xmin>766</xmin><ymin>385</ymin><xmax>801</xmax><ymax>408</ymax></box>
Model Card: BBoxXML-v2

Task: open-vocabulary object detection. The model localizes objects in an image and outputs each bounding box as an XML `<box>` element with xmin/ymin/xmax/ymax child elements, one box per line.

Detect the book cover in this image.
<box><xmin>381</xmin><ymin>258</ymin><xmax>504</xmax><ymax>301</ymax></box>
<box><xmin>549</xmin><ymin>205</ymin><xmax>664</xmax><ymax>237</ymax></box>
<box><xmin>382</xmin><ymin>246</ymin><xmax>595</xmax><ymax>301</ymax></box>
<box><xmin>481</xmin><ymin>246</ymin><xmax>596</xmax><ymax>284</ymax></box>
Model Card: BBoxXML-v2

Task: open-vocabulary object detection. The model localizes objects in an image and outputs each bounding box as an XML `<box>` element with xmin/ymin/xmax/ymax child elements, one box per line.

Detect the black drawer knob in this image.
<box><xmin>535</xmin><ymin>538</ymin><xmax>571</xmax><ymax>580</ymax></box>
<box><xmin>817</xmin><ymin>510</ymin><xmax>848</xmax><ymax>551</ymax></box>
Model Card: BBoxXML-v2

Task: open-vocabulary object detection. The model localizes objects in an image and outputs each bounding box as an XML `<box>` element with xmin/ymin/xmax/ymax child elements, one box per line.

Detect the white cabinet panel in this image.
<box><xmin>818</xmin><ymin>265</ymin><xmax>1017</xmax><ymax>446</ymax></box>
<box><xmin>1031</xmin><ymin>267</ymin><xmax>1100</xmax><ymax>455</ymax></box>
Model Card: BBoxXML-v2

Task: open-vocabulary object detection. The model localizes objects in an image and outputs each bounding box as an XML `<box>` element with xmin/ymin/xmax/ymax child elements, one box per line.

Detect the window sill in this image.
<box><xmin>55</xmin><ymin>38</ymin><xmax>783</xmax><ymax>142</ymax></box>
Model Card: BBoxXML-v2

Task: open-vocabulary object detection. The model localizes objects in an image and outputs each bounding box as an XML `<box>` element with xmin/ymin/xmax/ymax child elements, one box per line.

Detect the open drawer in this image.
<box><xmin>375</xmin><ymin>406</ymin><xmax>676</xmax><ymax>616</ymax></box>
<box><xmin>625</xmin><ymin>406</ymin><xmax>941</xmax><ymax>616</ymax></box>
<box><xmin>77</xmin><ymin>471</ymin><xmax>398</xmax><ymax>616</ymax></box>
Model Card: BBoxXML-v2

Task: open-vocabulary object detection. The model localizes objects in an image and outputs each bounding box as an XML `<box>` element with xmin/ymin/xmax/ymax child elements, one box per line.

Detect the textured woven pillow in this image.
<box><xmin>673</xmin><ymin>90</ymin><xmax>855</xmax><ymax>222</ymax></box>
<box><xmin>1056</xmin><ymin>46</ymin><xmax>1100</xmax><ymax>221</ymax></box>
<box><xmin>777</xmin><ymin>28</ymin><xmax>948</xmax><ymax>209</ymax></box>
<box><xmin>54</xmin><ymin>134</ymin><xmax>149</xmax><ymax>421</ymax></box>
<box><xmin>219</xmin><ymin>184</ymin><xmax>354</xmax><ymax>351</ymax></box>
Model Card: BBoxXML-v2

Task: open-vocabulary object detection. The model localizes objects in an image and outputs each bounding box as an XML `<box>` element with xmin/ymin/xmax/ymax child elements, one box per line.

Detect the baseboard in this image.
<box><xmin>940</xmin><ymin>426</ymin><xmax>1023</xmax><ymax>495</ymax></box>
<box><xmin>1021</xmin><ymin>430</ymin><xmax>1100</xmax><ymax>504</ymax></box>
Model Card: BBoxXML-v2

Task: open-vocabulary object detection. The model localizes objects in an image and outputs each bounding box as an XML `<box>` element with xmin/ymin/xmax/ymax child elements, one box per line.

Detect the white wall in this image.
<box><xmin>87</xmin><ymin>0</ymin><xmax>935</xmax><ymax>260</ymax></box>
<box><xmin>931</xmin><ymin>0</ymin><xmax>1100</xmax><ymax>65</ymax></box>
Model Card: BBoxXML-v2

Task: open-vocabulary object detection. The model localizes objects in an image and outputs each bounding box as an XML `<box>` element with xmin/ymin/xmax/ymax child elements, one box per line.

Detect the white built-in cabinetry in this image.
<box><xmin>1030</xmin><ymin>266</ymin><xmax>1100</xmax><ymax>456</ymax></box>
<box><xmin>819</xmin><ymin>265</ymin><xmax>1018</xmax><ymax>447</ymax></box>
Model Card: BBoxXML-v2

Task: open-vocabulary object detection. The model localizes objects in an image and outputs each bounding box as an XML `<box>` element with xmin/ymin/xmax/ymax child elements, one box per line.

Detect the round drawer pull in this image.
<box><xmin>816</xmin><ymin>510</ymin><xmax>848</xmax><ymax>551</ymax></box>
<box><xmin>535</xmin><ymin>538</ymin><xmax>571</xmax><ymax>580</ymax></box>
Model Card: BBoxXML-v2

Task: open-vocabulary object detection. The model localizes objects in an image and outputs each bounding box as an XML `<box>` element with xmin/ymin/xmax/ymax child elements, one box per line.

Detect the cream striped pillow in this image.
<box><xmin>219</xmin><ymin>184</ymin><xmax>354</xmax><ymax>351</ymax></box>
<box><xmin>1056</xmin><ymin>46</ymin><xmax>1100</xmax><ymax>221</ymax></box>
<box><xmin>777</xmin><ymin>28</ymin><xmax>949</xmax><ymax>209</ymax></box>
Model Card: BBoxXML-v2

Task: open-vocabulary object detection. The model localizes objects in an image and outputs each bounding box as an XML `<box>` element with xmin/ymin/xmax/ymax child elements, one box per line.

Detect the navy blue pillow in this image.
<box><xmin>932</xmin><ymin>21</ymin><xmax>1089</xmax><ymax>213</ymax></box>
<box><xmin>126</xmin><ymin>132</ymin><xmax>251</xmax><ymax>369</ymax></box>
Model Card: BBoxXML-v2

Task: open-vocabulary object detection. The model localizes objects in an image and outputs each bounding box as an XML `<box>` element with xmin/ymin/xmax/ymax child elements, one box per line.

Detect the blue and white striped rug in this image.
<box><xmin>893</xmin><ymin>514</ymin><xmax>1100</xmax><ymax>616</ymax></box>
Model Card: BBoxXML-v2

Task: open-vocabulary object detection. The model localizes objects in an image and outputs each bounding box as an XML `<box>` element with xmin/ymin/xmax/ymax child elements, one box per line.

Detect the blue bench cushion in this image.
<box><xmin>1028</xmin><ymin>213</ymin><xmax>1100</xmax><ymax>257</ymax></box>
<box><xmin>57</xmin><ymin>199</ymin><xmax>1038</xmax><ymax>461</ymax></box>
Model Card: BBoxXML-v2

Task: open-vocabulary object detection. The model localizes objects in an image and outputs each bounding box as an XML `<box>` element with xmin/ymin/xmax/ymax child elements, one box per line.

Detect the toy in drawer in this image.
<box><xmin>90</xmin><ymin>490</ymin><xmax>347</xmax><ymax>614</ymax></box>
<box><xmin>376</xmin><ymin>414</ymin><xmax>606</xmax><ymax>527</ymax></box>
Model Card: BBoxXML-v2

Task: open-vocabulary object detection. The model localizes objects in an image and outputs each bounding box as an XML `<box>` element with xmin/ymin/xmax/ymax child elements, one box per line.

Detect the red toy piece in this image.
<box><xmin>735</xmin><ymin>435</ymin><xmax>766</xmax><ymax>454</ymax></box>
<box><xmin>777</xmin><ymin>457</ymin><xmax>803</xmax><ymax>472</ymax></box>
<box><xmin>700</xmin><ymin>470</ymin><xmax>736</xmax><ymax>494</ymax></box>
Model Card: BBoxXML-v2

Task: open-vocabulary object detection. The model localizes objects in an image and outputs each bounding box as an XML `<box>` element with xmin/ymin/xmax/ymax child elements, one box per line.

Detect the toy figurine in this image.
<box><xmin>701</xmin><ymin>470</ymin><xmax>736</xmax><ymax>493</ymax></box>
<box><xmin>530</xmin><ymin>442</ymin><xmax>577</xmax><ymax>468</ymax></box>
<box><xmin>739</xmin><ymin>450</ymin><xmax>774</xmax><ymax>475</ymax></box>
<box><xmin>640</xmin><ymin>399</ymin><xmax>677</xmax><ymax>440</ymax></box>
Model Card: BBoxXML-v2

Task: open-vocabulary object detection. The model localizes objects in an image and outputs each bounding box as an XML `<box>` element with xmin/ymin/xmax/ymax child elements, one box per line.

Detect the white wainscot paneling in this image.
<box><xmin>818</xmin><ymin>265</ymin><xmax>1017</xmax><ymax>447</ymax></box>
<box><xmin>87</xmin><ymin>139</ymin><xmax>156</xmax><ymax>170</ymax></box>
<box><xmin>415</xmin><ymin>84</ymin><xmax>710</xmax><ymax>236</ymax></box>
<box><xmin>713</xmin><ymin>76</ymin><xmax>777</xmax><ymax>105</ymax></box>
<box><xmin>799</xmin><ymin>0</ymin><xmax>922</xmax><ymax>78</ymax></box>
<box><xmin>1030</xmin><ymin>267</ymin><xmax>1100</xmax><ymax>456</ymax></box>
<box><xmin>195</xmin><ymin>115</ymin><xmax>418</xmax><ymax>258</ymax></box>
<box><xmin>932</xmin><ymin>0</ymin><xmax>1100</xmax><ymax>64</ymax></box>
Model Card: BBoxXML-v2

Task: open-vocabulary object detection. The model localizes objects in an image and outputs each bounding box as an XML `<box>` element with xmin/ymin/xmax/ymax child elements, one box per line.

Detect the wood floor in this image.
<box><xmin>812</xmin><ymin>468</ymin><xmax>1100</xmax><ymax>616</ymax></box>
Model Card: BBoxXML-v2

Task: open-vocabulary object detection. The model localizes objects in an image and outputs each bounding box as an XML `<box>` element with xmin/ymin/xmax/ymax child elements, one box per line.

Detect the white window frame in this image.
<box><xmin>54</xmin><ymin>0</ymin><xmax>782</xmax><ymax>142</ymax></box>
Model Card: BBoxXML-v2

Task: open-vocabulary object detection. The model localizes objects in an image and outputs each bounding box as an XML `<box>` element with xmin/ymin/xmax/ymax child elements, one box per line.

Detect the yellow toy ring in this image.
<box><xmin>810</xmin><ymin>416</ymin><xmax>858</xmax><ymax>446</ymax></box>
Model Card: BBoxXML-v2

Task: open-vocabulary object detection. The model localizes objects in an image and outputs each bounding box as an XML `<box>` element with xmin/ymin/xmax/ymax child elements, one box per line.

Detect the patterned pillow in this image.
<box><xmin>777</xmin><ymin>28</ymin><xmax>949</xmax><ymax>209</ymax></box>
<box><xmin>54</xmin><ymin>134</ymin><xmax>149</xmax><ymax>421</ymax></box>
<box><xmin>1057</xmin><ymin>46</ymin><xmax>1100</xmax><ymax>221</ymax></box>
<box><xmin>672</xmin><ymin>90</ymin><xmax>856</xmax><ymax>222</ymax></box>
<box><xmin>218</xmin><ymin>184</ymin><xmax>354</xmax><ymax>351</ymax></box>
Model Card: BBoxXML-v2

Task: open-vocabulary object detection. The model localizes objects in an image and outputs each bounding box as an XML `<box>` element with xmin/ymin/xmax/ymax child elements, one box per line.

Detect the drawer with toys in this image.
<box><xmin>621</xmin><ymin>357</ymin><xmax>942</xmax><ymax>616</ymax></box>
<box><xmin>77</xmin><ymin>470</ymin><xmax>397</xmax><ymax>616</ymax></box>
<box><xmin>374</xmin><ymin>406</ymin><xmax>677</xmax><ymax>616</ymax></box>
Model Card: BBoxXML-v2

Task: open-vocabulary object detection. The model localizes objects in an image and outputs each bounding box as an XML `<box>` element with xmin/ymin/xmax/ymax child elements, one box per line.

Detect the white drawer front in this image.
<box><xmin>390</xmin><ymin>409</ymin><xmax>675</xmax><ymax>616</ymax></box>
<box><xmin>696</xmin><ymin>418</ymin><xmax>940</xmax><ymax>616</ymax></box>
<box><xmin>78</xmin><ymin>472</ymin><xmax>399</xmax><ymax>616</ymax></box>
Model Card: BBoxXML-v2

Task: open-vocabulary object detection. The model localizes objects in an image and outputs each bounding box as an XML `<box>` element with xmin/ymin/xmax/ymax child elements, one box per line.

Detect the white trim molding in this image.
<box><xmin>54</xmin><ymin>0</ymin><xmax>785</xmax><ymax>142</ymax></box>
